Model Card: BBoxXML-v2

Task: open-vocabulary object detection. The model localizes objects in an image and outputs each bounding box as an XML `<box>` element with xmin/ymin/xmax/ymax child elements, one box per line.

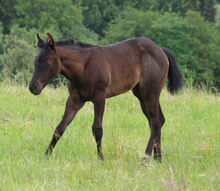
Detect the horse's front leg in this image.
<box><xmin>92</xmin><ymin>89</ymin><xmax>106</xmax><ymax>160</ymax></box>
<box><xmin>45</xmin><ymin>95</ymin><xmax>84</xmax><ymax>155</ymax></box>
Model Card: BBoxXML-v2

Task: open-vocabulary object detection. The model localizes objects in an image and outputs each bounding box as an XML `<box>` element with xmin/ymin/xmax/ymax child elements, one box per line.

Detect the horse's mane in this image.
<box><xmin>55</xmin><ymin>38</ymin><xmax>96</xmax><ymax>48</ymax></box>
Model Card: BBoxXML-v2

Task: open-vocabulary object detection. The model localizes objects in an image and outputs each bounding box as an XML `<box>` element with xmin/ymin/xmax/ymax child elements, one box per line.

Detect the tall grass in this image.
<box><xmin>0</xmin><ymin>83</ymin><xmax>219</xmax><ymax>191</ymax></box>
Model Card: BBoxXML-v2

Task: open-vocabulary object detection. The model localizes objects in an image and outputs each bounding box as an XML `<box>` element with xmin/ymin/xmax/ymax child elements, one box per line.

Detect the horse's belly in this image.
<box><xmin>105</xmin><ymin>72</ymin><xmax>140</xmax><ymax>98</ymax></box>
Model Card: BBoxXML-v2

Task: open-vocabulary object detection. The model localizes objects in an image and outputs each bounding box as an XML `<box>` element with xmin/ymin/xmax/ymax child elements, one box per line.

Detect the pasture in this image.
<box><xmin>0</xmin><ymin>83</ymin><xmax>219</xmax><ymax>190</ymax></box>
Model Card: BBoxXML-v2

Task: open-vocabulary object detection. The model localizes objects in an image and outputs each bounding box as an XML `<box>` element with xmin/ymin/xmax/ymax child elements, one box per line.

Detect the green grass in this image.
<box><xmin>0</xmin><ymin>83</ymin><xmax>219</xmax><ymax>191</ymax></box>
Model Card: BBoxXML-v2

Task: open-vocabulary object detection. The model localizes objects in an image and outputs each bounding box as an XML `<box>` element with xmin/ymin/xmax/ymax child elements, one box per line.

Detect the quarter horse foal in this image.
<box><xmin>29</xmin><ymin>33</ymin><xmax>182</xmax><ymax>162</ymax></box>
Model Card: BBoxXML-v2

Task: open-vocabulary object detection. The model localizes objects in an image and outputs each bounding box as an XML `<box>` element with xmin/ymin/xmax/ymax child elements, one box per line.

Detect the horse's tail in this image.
<box><xmin>162</xmin><ymin>48</ymin><xmax>182</xmax><ymax>94</ymax></box>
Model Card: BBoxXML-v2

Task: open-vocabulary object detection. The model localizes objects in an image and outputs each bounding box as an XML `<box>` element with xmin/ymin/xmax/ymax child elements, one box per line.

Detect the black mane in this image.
<box><xmin>55</xmin><ymin>38</ymin><xmax>96</xmax><ymax>48</ymax></box>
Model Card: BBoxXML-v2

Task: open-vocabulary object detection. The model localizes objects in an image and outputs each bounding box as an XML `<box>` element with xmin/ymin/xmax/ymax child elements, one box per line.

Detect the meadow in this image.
<box><xmin>0</xmin><ymin>83</ymin><xmax>219</xmax><ymax>191</ymax></box>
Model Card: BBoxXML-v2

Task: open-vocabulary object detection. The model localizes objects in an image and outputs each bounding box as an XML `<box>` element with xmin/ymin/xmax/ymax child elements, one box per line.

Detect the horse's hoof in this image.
<box><xmin>154</xmin><ymin>157</ymin><xmax>162</xmax><ymax>163</ymax></box>
<box><xmin>141</xmin><ymin>156</ymin><xmax>151</xmax><ymax>165</ymax></box>
<box><xmin>98</xmin><ymin>154</ymin><xmax>104</xmax><ymax>161</ymax></box>
<box><xmin>45</xmin><ymin>149</ymin><xmax>52</xmax><ymax>156</ymax></box>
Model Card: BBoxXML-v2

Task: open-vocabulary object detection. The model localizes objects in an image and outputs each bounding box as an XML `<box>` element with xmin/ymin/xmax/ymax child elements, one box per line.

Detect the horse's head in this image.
<box><xmin>29</xmin><ymin>33</ymin><xmax>61</xmax><ymax>95</ymax></box>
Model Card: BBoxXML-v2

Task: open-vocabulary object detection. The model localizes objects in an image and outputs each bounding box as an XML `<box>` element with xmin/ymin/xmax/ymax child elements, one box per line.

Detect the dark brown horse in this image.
<box><xmin>29</xmin><ymin>33</ymin><xmax>182</xmax><ymax>162</ymax></box>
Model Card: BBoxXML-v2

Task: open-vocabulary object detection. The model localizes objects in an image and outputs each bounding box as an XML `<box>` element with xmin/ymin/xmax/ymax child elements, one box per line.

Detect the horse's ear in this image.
<box><xmin>36</xmin><ymin>33</ymin><xmax>43</xmax><ymax>47</ymax></box>
<box><xmin>47</xmin><ymin>33</ymin><xmax>55</xmax><ymax>49</ymax></box>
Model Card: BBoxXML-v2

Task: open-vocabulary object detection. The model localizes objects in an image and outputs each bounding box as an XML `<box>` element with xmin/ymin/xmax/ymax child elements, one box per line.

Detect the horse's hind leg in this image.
<box><xmin>91</xmin><ymin>88</ymin><xmax>106</xmax><ymax>160</ymax></box>
<box><xmin>153</xmin><ymin>105</ymin><xmax>165</xmax><ymax>160</ymax></box>
<box><xmin>143</xmin><ymin>95</ymin><xmax>165</xmax><ymax>162</ymax></box>
<box><xmin>45</xmin><ymin>95</ymin><xmax>84</xmax><ymax>155</ymax></box>
<box><xmin>132</xmin><ymin>86</ymin><xmax>165</xmax><ymax>162</ymax></box>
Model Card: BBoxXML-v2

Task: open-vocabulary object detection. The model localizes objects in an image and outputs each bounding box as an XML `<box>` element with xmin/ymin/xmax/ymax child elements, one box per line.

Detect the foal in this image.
<box><xmin>29</xmin><ymin>33</ymin><xmax>182</xmax><ymax>162</ymax></box>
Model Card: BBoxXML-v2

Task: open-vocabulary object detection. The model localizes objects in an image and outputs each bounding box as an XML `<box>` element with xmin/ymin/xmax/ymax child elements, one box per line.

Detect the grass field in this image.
<box><xmin>0</xmin><ymin>83</ymin><xmax>219</xmax><ymax>191</ymax></box>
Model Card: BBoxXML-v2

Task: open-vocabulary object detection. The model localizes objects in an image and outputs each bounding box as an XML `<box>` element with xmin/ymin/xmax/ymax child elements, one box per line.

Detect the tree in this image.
<box><xmin>149</xmin><ymin>0</ymin><xmax>216</xmax><ymax>22</ymax></box>
<box><xmin>103</xmin><ymin>9</ymin><xmax>158</xmax><ymax>43</ymax></box>
<box><xmin>14</xmin><ymin>0</ymin><xmax>83</xmax><ymax>37</ymax></box>
<box><xmin>72</xmin><ymin>0</ymin><xmax>132</xmax><ymax>36</ymax></box>
<box><xmin>82</xmin><ymin>0</ymin><xmax>116</xmax><ymax>36</ymax></box>
<box><xmin>72</xmin><ymin>0</ymin><xmax>217</xmax><ymax>38</ymax></box>
<box><xmin>186</xmin><ymin>11</ymin><xmax>220</xmax><ymax>87</ymax></box>
<box><xmin>199</xmin><ymin>0</ymin><xmax>216</xmax><ymax>22</ymax></box>
<box><xmin>0</xmin><ymin>0</ymin><xmax>16</xmax><ymax>33</ymax></box>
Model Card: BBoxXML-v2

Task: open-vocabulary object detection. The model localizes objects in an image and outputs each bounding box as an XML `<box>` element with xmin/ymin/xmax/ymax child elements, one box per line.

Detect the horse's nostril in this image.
<box><xmin>29</xmin><ymin>83</ymin><xmax>37</xmax><ymax>93</ymax></box>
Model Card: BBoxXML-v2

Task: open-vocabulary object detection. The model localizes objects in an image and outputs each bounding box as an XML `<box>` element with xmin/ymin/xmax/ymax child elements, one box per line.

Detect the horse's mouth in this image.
<box><xmin>30</xmin><ymin>88</ymin><xmax>42</xmax><ymax>95</ymax></box>
<box><xmin>29</xmin><ymin>86</ymin><xmax>42</xmax><ymax>95</ymax></box>
<box><xmin>29</xmin><ymin>82</ymin><xmax>43</xmax><ymax>95</ymax></box>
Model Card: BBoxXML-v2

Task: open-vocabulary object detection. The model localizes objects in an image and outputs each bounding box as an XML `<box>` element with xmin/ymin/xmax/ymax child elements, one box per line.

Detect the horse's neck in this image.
<box><xmin>59</xmin><ymin>47</ymin><xmax>87</xmax><ymax>81</ymax></box>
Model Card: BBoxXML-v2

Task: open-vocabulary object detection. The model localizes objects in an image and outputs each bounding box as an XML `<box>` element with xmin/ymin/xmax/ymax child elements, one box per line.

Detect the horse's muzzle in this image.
<box><xmin>29</xmin><ymin>81</ymin><xmax>43</xmax><ymax>95</ymax></box>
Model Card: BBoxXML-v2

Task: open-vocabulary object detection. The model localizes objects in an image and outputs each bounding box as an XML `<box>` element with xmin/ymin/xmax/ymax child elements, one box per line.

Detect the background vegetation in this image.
<box><xmin>0</xmin><ymin>0</ymin><xmax>220</xmax><ymax>90</ymax></box>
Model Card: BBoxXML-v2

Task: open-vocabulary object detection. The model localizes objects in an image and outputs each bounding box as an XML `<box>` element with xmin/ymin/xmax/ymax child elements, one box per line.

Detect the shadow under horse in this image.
<box><xmin>29</xmin><ymin>33</ymin><xmax>182</xmax><ymax>162</ymax></box>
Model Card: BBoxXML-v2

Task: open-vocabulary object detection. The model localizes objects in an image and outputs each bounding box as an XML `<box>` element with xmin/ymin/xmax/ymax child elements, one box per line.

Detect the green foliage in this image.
<box><xmin>14</xmin><ymin>0</ymin><xmax>83</xmax><ymax>37</ymax></box>
<box><xmin>73</xmin><ymin>0</ymin><xmax>217</xmax><ymax>36</ymax></box>
<box><xmin>146</xmin><ymin>0</ymin><xmax>190</xmax><ymax>15</ymax></box>
<box><xmin>216</xmin><ymin>4</ymin><xmax>220</xmax><ymax>24</ymax></box>
<box><xmin>103</xmin><ymin>9</ymin><xmax>158</xmax><ymax>43</ymax></box>
<box><xmin>73</xmin><ymin>0</ymin><xmax>127</xmax><ymax>36</ymax></box>
<box><xmin>199</xmin><ymin>0</ymin><xmax>216</xmax><ymax>22</ymax></box>
<box><xmin>0</xmin><ymin>25</ymin><xmax>37</xmax><ymax>83</ymax></box>
<box><xmin>65</xmin><ymin>25</ymin><xmax>99</xmax><ymax>44</ymax></box>
<box><xmin>185</xmin><ymin>11</ymin><xmax>220</xmax><ymax>85</ymax></box>
<box><xmin>151</xmin><ymin>0</ymin><xmax>216</xmax><ymax>22</ymax></box>
<box><xmin>0</xmin><ymin>0</ymin><xmax>16</xmax><ymax>33</ymax></box>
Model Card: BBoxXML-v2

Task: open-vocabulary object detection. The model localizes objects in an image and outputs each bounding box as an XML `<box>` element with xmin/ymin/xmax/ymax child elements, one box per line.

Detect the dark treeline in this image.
<box><xmin>0</xmin><ymin>0</ymin><xmax>220</xmax><ymax>91</ymax></box>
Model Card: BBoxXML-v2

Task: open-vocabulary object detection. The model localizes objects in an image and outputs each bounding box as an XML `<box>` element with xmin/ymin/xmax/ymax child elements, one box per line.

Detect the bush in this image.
<box><xmin>0</xmin><ymin>26</ymin><xmax>37</xmax><ymax>84</ymax></box>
